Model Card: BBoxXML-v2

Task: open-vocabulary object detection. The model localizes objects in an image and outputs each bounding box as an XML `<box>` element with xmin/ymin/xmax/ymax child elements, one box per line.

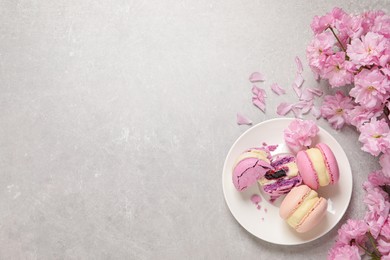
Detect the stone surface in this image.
<box><xmin>0</xmin><ymin>0</ymin><xmax>387</xmax><ymax>259</ymax></box>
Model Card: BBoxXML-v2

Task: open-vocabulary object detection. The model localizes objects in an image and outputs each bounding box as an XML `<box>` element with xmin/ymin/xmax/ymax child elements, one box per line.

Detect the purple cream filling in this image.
<box><xmin>271</xmin><ymin>155</ymin><xmax>295</xmax><ymax>168</ymax></box>
<box><xmin>263</xmin><ymin>176</ymin><xmax>302</xmax><ymax>196</ymax></box>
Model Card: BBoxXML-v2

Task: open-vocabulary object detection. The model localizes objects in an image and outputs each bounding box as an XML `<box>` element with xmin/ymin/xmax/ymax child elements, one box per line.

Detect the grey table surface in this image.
<box><xmin>1</xmin><ymin>0</ymin><xmax>389</xmax><ymax>259</ymax></box>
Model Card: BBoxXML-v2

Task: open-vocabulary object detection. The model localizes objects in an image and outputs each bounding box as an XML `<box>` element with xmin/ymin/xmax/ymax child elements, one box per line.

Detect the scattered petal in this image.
<box><xmin>277</xmin><ymin>102</ymin><xmax>293</xmax><ymax>116</ymax></box>
<box><xmin>270</xmin><ymin>83</ymin><xmax>286</xmax><ymax>95</ymax></box>
<box><xmin>300</xmin><ymin>88</ymin><xmax>315</xmax><ymax>101</ymax></box>
<box><xmin>291</xmin><ymin>100</ymin><xmax>313</xmax><ymax>118</ymax></box>
<box><xmin>311</xmin><ymin>106</ymin><xmax>322</xmax><ymax>119</ymax></box>
<box><xmin>237</xmin><ymin>113</ymin><xmax>253</xmax><ymax>125</ymax></box>
<box><xmin>253</xmin><ymin>98</ymin><xmax>266</xmax><ymax>112</ymax></box>
<box><xmin>294</xmin><ymin>73</ymin><xmax>305</xmax><ymax>88</ymax></box>
<box><xmin>252</xmin><ymin>86</ymin><xmax>266</xmax><ymax>112</ymax></box>
<box><xmin>292</xmin><ymin>83</ymin><xmax>302</xmax><ymax>98</ymax></box>
<box><xmin>295</xmin><ymin>56</ymin><xmax>303</xmax><ymax>74</ymax></box>
<box><xmin>307</xmin><ymin>88</ymin><xmax>323</xmax><ymax>97</ymax></box>
<box><xmin>249</xmin><ymin>72</ymin><xmax>265</xmax><ymax>83</ymax></box>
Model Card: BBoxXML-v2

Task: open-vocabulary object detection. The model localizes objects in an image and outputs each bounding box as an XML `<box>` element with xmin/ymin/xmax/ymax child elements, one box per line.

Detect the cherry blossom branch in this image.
<box><xmin>367</xmin><ymin>232</ymin><xmax>381</xmax><ymax>259</ymax></box>
<box><xmin>328</xmin><ymin>26</ymin><xmax>347</xmax><ymax>53</ymax></box>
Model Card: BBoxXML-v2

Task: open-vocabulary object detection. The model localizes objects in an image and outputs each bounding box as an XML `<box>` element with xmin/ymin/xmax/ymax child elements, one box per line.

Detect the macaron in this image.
<box><xmin>296</xmin><ymin>143</ymin><xmax>339</xmax><ymax>190</ymax></box>
<box><xmin>279</xmin><ymin>185</ymin><xmax>328</xmax><ymax>233</ymax></box>
<box><xmin>232</xmin><ymin>148</ymin><xmax>272</xmax><ymax>191</ymax></box>
<box><xmin>258</xmin><ymin>154</ymin><xmax>302</xmax><ymax>198</ymax></box>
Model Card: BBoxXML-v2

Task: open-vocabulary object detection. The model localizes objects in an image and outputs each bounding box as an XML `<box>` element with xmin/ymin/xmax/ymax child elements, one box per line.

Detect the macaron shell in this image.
<box><xmin>295</xmin><ymin>197</ymin><xmax>328</xmax><ymax>233</ymax></box>
<box><xmin>279</xmin><ymin>185</ymin><xmax>311</xmax><ymax>219</ymax></box>
<box><xmin>232</xmin><ymin>158</ymin><xmax>271</xmax><ymax>191</ymax></box>
<box><xmin>316</xmin><ymin>143</ymin><xmax>339</xmax><ymax>184</ymax></box>
<box><xmin>296</xmin><ymin>150</ymin><xmax>319</xmax><ymax>190</ymax></box>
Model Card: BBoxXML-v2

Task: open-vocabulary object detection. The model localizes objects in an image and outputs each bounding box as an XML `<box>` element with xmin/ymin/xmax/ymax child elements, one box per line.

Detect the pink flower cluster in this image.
<box><xmin>307</xmin><ymin>8</ymin><xmax>390</xmax><ymax>171</ymax></box>
<box><xmin>283</xmin><ymin>119</ymin><xmax>319</xmax><ymax>153</ymax></box>
<box><xmin>328</xmin><ymin>170</ymin><xmax>390</xmax><ymax>259</ymax></box>
<box><xmin>308</xmin><ymin>8</ymin><xmax>390</xmax><ymax>259</ymax></box>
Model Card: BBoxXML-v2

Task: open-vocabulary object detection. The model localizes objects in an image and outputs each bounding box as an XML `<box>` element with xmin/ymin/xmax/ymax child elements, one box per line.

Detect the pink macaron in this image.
<box><xmin>279</xmin><ymin>185</ymin><xmax>328</xmax><ymax>233</ymax></box>
<box><xmin>296</xmin><ymin>143</ymin><xmax>339</xmax><ymax>190</ymax></box>
<box><xmin>232</xmin><ymin>148</ymin><xmax>272</xmax><ymax>191</ymax></box>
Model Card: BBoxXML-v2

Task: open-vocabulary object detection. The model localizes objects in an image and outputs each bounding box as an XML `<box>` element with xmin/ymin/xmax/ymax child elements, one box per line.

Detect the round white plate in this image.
<box><xmin>222</xmin><ymin>118</ymin><xmax>352</xmax><ymax>245</ymax></box>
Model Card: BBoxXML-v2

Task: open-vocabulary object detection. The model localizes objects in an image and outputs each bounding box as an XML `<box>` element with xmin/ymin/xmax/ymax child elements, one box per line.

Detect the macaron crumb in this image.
<box><xmin>251</xmin><ymin>194</ymin><xmax>262</xmax><ymax>205</ymax></box>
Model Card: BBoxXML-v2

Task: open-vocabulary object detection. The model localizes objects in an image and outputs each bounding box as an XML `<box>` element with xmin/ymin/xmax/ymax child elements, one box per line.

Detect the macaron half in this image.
<box><xmin>258</xmin><ymin>154</ymin><xmax>302</xmax><ymax>198</ymax></box>
<box><xmin>296</xmin><ymin>143</ymin><xmax>339</xmax><ymax>190</ymax></box>
<box><xmin>232</xmin><ymin>148</ymin><xmax>273</xmax><ymax>191</ymax></box>
<box><xmin>279</xmin><ymin>185</ymin><xmax>328</xmax><ymax>233</ymax></box>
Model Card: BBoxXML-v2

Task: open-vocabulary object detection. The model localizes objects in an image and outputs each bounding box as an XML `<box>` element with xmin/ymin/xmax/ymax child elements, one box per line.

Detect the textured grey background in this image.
<box><xmin>0</xmin><ymin>0</ymin><xmax>389</xmax><ymax>259</ymax></box>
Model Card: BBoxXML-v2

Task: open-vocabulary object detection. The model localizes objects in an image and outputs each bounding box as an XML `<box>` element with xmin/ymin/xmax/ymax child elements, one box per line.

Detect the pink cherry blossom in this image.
<box><xmin>347</xmin><ymin>32</ymin><xmax>389</xmax><ymax>67</ymax></box>
<box><xmin>320</xmin><ymin>91</ymin><xmax>354</xmax><ymax>130</ymax></box>
<box><xmin>361</xmin><ymin>10</ymin><xmax>386</xmax><ymax>34</ymax></box>
<box><xmin>306</xmin><ymin>31</ymin><xmax>336</xmax><ymax>77</ymax></box>
<box><xmin>337</xmin><ymin>219</ymin><xmax>369</xmax><ymax>246</ymax></box>
<box><xmin>311</xmin><ymin>7</ymin><xmax>346</xmax><ymax>34</ymax></box>
<box><xmin>284</xmin><ymin>119</ymin><xmax>319</xmax><ymax>153</ymax></box>
<box><xmin>349</xmin><ymin>68</ymin><xmax>390</xmax><ymax>109</ymax></box>
<box><xmin>363</xmin><ymin>186</ymin><xmax>390</xmax><ymax>238</ymax></box>
<box><xmin>322</xmin><ymin>52</ymin><xmax>356</xmax><ymax>87</ymax></box>
<box><xmin>378</xmin><ymin>217</ymin><xmax>390</xmax><ymax>256</ymax></box>
<box><xmin>380</xmin><ymin>153</ymin><xmax>390</xmax><ymax>177</ymax></box>
<box><xmin>371</xmin><ymin>13</ymin><xmax>390</xmax><ymax>38</ymax></box>
<box><xmin>345</xmin><ymin>105</ymin><xmax>383</xmax><ymax>128</ymax></box>
<box><xmin>358</xmin><ymin>118</ymin><xmax>390</xmax><ymax>156</ymax></box>
<box><xmin>337</xmin><ymin>14</ymin><xmax>364</xmax><ymax>40</ymax></box>
<box><xmin>328</xmin><ymin>244</ymin><xmax>361</xmax><ymax>260</ymax></box>
<box><xmin>366</xmin><ymin>170</ymin><xmax>390</xmax><ymax>187</ymax></box>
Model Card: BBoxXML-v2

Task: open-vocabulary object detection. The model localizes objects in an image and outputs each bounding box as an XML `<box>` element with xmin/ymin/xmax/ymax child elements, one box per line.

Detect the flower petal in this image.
<box><xmin>276</xmin><ymin>102</ymin><xmax>293</xmax><ymax>116</ymax></box>
<box><xmin>307</xmin><ymin>88</ymin><xmax>323</xmax><ymax>97</ymax></box>
<box><xmin>311</xmin><ymin>106</ymin><xmax>322</xmax><ymax>119</ymax></box>
<box><xmin>300</xmin><ymin>88</ymin><xmax>315</xmax><ymax>101</ymax></box>
<box><xmin>252</xmin><ymin>98</ymin><xmax>266</xmax><ymax>112</ymax></box>
<box><xmin>292</xmin><ymin>83</ymin><xmax>302</xmax><ymax>98</ymax></box>
<box><xmin>249</xmin><ymin>72</ymin><xmax>265</xmax><ymax>83</ymax></box>
<box><xmin>294</xmin><ymin>73</ymin><xmax>304</xmax><ymax>88</ymax></box>
<box><xmin>236</xmin><ymin>113</ymin><xmax>253</xmax><ymax>125</ymax></box>
<box><xmin>270</xmin><ymin>83</ymin><xmax>286</xmax><ymax>95</ymax></box>
<box><xmin>295</xmin><ymin>56</ymin><xmax>303</xmax><ymax>74</ymax></box>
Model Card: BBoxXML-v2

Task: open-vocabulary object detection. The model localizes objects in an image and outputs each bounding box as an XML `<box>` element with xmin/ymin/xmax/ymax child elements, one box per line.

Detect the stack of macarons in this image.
<box><xmin>232</xmin><ymin>142</ymin><xmax>340</xmax><ymax>233</ymax></box>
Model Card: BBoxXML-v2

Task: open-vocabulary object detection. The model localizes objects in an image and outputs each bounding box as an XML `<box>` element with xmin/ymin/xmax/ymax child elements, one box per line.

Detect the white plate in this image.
<box><xmin>222</xmin><ymin>118</ymin><xmax>352</xmax><ymax>245</ymax></box>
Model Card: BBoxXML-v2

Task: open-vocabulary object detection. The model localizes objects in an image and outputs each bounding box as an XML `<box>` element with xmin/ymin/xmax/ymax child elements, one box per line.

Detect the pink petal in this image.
<box><xmin>291</xmin><ymin>100</ymin><xmax>313</xmax><ymax>118</ymax></box>
<box><xmin>292</xmin><ymin>83</ymin><xmax>302</xmax><ymax>98</ymax></box>
<box><xmin>300</xmin><ymin>100</ymin><xmax>313</xmax><ymax>114</ymax></box>
<box><xmin>249</xmin><ymin>72</ymin><xmax>265</xmax><ymax>83</ymax></box>
<box><xmin>307</xmin><ymin>88</ymin><xmax>323</xmax><ymax>97</ymax></box>
<box><xmin>295</xmin><ymin>56</ymin><xmax>303</xmax><ymax>74</ymax></box>
<box><xmin>292</xmin><ymin>107</ymin><xmax>303</xmax><ymax>118</ymax></box>
<box><xmin>276</xmin><ymin>102</ymin><xmax>293</xmax><ymax>116</ymax></box>
<box><xmin>252</xmin><ymin>98</ymin><xmax>266</xmax><ymax>112</ymax></box>
<box><xmin>311</xmin><ymin>106</ymin><xmax>322</xmax><ymax>119</ymax></box>
<box><xmin>270</xmin><ymin>83</ymin><xmax>286</xmax><ymax>95</ymax></box>
<box><xmin>300</xmin><ymin>88</ymin><xmax>314</xmax><ymax>101</ymax></box>
<box><xmin>251</xmin><ymin>85</ymin><xmax>259</xmax><ymax>95</ymax></box>
<box><xmin>294</xmin><ymin>73</ymin><xmax>304</xmax><ymax>88</ymax></box>
<box><xmin>236</xmin><ymin>113</ymin><xmax>253</xmax><ymax>125</ymax></box>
